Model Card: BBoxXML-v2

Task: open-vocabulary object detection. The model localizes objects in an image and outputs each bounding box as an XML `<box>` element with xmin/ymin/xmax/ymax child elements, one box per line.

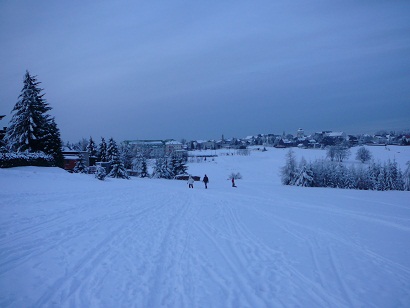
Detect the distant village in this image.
<box><xmin>181</xmin><ymin>128</ymin><xmax>410</xmax><ymax>151</ymax></box>
<box><xmin>120</xmin><ymin>128</ymin><xmax>410</xmax><ymax>157</ymax></box>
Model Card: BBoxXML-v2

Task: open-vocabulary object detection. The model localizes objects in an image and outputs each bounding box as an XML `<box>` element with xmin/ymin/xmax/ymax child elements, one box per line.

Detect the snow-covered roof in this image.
<box><xmin>63</xmin><ymin>155</ymin><xmax>80</xmax><ymax>160</ymax></box>
<box><xmin>196</xmin><ymin>140</ymin><xmax>215</xmax><ymax>144</ymax></box>
<box><xmin>62</xmin><ymin>146</ymin><xmax>76</xmax><ymax>152</ymax></box>
<box><xmin>325</xmin><ymin>132</ymin><xmax>345</xmax><ymax>137</ymax></box>
<box><xmin>165</xmin><ymin>141</ymin><xmax>182</xmax><ymax>145</ymax></box>
<box><xmin>128</xmin><ymin>140</ymin><xmax>163</xmax><ymax>146</ymax></box>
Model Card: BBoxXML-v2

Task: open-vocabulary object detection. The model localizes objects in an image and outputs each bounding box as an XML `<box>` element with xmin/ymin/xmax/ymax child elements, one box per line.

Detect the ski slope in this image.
<box><xmin>0</xmin><ymin>146</ymin><xmax>409</xmax><ymax>307</ymax></box>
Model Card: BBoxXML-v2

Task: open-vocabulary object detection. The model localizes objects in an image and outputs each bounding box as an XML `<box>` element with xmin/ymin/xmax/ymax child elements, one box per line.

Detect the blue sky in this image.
<box><xmin>1</xmin><ymin>1</ymin><xmax>409</xmax><ymax>142</ymax></box>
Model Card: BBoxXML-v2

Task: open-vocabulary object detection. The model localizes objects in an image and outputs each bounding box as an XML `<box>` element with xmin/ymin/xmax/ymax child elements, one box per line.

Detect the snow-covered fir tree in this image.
<box><xmin>403</xmin><ymin>161</ymin><xmax>410</xmax><ymax>191</ymax></box>
<box><xmin>98</xmin><ymin>137</ymin><xmax>107</xmax><ymax>162</ymax></box>
<box><xmin>132</xmin><ymin>154</ymin><xmax>148</xmax><ymax>178</ymax></box>
<box><xmin>41</xmin><ymin>117</ymin><xmax>64</xmax><ymax>167</ymax></box>
<box><xmin>73</xmin><ymin>154</ymin><xmax>88</xmax><ymax>173</ymax></box>
<box><xmin>119</xmin><ymin>143</ymin><xmax>133</xmax><ymax>170</ymax></box>
<box><xmin>385</xmin><ymin>160</ymin><xmax>404</xmax><ymax>191</ymax></box>
<box><xmin>107</xmin><ymin>153</ymin><xmax>129</xmax><ymax>179</ymax></box>
<box><xmin>376</xmin><ymin>164</ymin><xmax>388</xmax><ymax>191</ymax></box>
<box><xmin>132</xmin><ymin>154</ymin><xmax>143</xmax><ymax>175</ymax></box>
<box><xmin>281</xmin><ymin>149</ymin><xmax>297</xmax><ymax>185</ymax></box>
<box><xmin>170</xmin><ymin>154</ymin><xmax>187</xmax><ymax>178</ymax></box>
<box><xmin>152</xmin><ymin>156</ymin><xmax>171</xmax><ymax>179</ymax></box>
<box><xmin>354</xmin><ymin>165</ymin><xmax>373</xmax><ymax>190</ymax></box>
<box><xmin>140</xmin><ymin>159</ymin><xmax>148</xmax><ymax>178</ymax></box>
<box><xmin>4</xmin><ymin>71</ymin><xmax>63</xmax><ymax>166</ymax></box>
<box><xmin>5</xmin><ymin>71</ymin><xmax>50</xmax><ymax>152</ymax></box>
<box><xmin>163</xmin><ymin>156</ymin><xmax>174</xmax><ymax>179</ymax></box>
<box><xmin>293</xmin><ymin>158</ymin><xmax>314</xmax><ymax>187</ymax></box>
<box><xmin>107</xmin><ymin>138</ymin><xmax>119</xmax><ymax>162</ymax></box>
<box><xmin>86</xmin><ymin>137</ymin><xmax>97</xmax><ymax>158</ymax></box>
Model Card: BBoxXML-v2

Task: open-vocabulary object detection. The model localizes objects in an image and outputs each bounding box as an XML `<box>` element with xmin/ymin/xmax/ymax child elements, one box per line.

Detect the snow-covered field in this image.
<box><xmin>1</xmin><ymin>146</ymin><xmax>409</xmax><ymax>307</ymax></box>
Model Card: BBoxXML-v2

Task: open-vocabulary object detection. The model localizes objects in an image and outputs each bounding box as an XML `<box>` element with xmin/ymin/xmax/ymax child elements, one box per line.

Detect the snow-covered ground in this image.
<box><xmin>0</xmin><ymin>146</ymin><xmax>409</xmax><ymax>307</ymax></box>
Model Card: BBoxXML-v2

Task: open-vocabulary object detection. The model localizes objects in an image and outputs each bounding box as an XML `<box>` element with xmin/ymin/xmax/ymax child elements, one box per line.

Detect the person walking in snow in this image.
<box><xmin>187</xmin><ymin>175</ymin><xmax>195</xmax><ymax>188</ymax></box>
<box><xmin>231</xmin><ymin>177</ymin><xmax>236</xmax><ymax>187</ymax></box>
<box><xmin>203</xmin><ymin>174</ymin><xmax>209</xmax><ymax>189</ymax></box>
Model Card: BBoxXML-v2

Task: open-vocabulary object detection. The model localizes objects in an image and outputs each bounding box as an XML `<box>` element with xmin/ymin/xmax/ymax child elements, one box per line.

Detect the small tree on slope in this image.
<box><xmin>281</xmin><ymin>149</ymin><xmax>297</xmax><ymax>185</ymax></box>
<box><xmin>294</xmin><ymin>158</ymin><xmax>314</xmax><ymax>187</ymax></box>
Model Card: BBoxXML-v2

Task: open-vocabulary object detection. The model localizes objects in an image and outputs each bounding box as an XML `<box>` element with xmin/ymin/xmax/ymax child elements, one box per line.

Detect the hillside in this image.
<box><xmin>0</xmin><ymin>146</ymin><xmax>409</xmax><ymax>307</ymax></box>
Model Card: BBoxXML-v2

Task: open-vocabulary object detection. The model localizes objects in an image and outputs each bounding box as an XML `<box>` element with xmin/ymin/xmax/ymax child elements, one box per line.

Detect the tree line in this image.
<box><xmin>281</xmin><ymin>149</ymin><xmax>410</xmax><ymax>191</ymax></box>
<box><xmin>72</xmin><ymin>136</ymin><xmax>188</xmax><ymax>180</ymax></box>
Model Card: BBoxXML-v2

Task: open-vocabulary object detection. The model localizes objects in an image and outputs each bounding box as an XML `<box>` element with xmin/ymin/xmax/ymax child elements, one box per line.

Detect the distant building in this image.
<box><xmin>124</xmin><ymin>139</ymin><xmax>187</xmax><ymax>158</ymax></box>
<box><xmin>296</xmin><ymin>128</ymin><xmax>304</xmax><ymax>138</ymax></box>
<box><xmin>62</xmin><ymin>148</ymin><xmax>89</xmax><ymax>172</ymax></box>
<box><xmin>200</xmin><ymin>140</ymin><xmax>217</xmax><ymax>150</ymax></box>
<box><xmin>165</xmin><ymin>140</ymin><xmax>183</xmax><ymax>155</ymax></box>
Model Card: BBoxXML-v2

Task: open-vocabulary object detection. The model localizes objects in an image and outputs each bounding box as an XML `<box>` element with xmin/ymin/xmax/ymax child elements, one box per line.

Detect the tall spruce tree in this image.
<box><xmin>119</xmin><ymin>143</ymin><xmax>132</xmax><ymax>169</ymax></box>
<box><xmin>132</xmin><ymin>153</ymin><xmax>148</xmax><ymax>177</ymax></box>
<box><xmin>5</xmin><ymin>71</ymin><xmax>51</xmax><ymax>152</ymax></box>
<box><xmin>42</xmin><ymin>117</ymin><xmax>64</xmax><ymax>167</ymax></box>
<box><xmin>107</xmin><ymin>137</ymin><xmax>118</xmax><ymax>162</ymax></box>
<box><xmin>98</xmin><ymin>137</ymin><xmax>107</xmax><ymax>162</ymax></box>
<box><xmin>5</xmin><ymin>71</ymin><xmax>63</xmax><ymax>166</ymax></box>
<box><xmin>86</xmin><ymin>136</ymin><xmax>97</xmax><ymax>158</ymax></box>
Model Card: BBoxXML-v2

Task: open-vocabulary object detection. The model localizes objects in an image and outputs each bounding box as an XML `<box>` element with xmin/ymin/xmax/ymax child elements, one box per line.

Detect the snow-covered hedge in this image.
<box><xmin>0</xmin><ymin>152</ymin><xmax>55</xmax><ymax>168</ymax></box>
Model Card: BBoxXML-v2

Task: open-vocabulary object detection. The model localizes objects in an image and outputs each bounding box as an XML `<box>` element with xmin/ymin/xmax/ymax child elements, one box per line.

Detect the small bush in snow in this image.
<box><xmin>356</xmin><ymin>146</ymin><xmax>372</xmax><ymax>163</ymax></box>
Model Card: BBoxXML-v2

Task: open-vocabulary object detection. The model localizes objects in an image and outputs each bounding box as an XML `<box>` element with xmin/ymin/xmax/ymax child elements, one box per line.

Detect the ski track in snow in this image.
<box><xmin>1</xmin><ymin>146</ymin><xmax>410</xmax><ymax>307</ymax></box>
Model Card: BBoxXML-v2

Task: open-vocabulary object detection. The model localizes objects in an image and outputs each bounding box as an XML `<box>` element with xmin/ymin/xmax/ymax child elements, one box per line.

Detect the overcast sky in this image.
<box><xmin>1</xmin><ymin>1</ymin><xmax>409</xmax><ymax>142</ymax></box>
